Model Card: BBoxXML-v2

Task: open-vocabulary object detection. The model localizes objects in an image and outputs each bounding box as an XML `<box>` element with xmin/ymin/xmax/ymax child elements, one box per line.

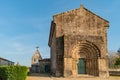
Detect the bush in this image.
<box><xmin>115</xmin><ymin>58</ymin><xmax>120</xmax><ymax>65</ymax></box>
<box><xmin>0</xmin><ymin>66</ymin><xmax>28</xmax><ymax>80</ymax></box>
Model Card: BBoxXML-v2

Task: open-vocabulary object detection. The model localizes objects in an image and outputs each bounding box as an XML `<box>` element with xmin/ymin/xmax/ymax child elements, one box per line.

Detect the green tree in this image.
<box><xmin>117</xmin><ymin>48</ymin><xmax>120</xmax><ymax>56</ymax></box>
<box><xmin>115</xmin><ymin>58</ymin><xmax>120</xmax><ymax>65</ymax></box>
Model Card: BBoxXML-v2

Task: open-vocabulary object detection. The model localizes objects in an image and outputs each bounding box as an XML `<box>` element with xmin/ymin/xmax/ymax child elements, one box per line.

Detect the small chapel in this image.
<box><xmin>31</xmin><ymin>47</ymin><xmax>42</xmax><ymax>73</ymax></box>
<box><xmin>31</xmin><ymin>47</ymin><xmax>50</xmax><ymax>73</ymax></box>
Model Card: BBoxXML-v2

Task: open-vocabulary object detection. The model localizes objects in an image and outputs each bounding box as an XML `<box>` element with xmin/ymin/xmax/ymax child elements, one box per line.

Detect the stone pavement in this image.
<box><xmin>26</xmin><ymin>73</ymin><xmax>120</xmax><ymax>80</ymax></box>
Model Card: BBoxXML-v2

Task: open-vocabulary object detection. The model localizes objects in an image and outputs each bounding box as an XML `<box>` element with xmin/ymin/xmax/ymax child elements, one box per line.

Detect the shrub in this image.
<box><xmin>115</xmin><ymin>58</ymin><xmax>120</xmax><ymax>65</ymax></box>
<box><xmin>0</xmin><ymin>66</ymin><xmax>28</xmax><ymax>80</ymax></box>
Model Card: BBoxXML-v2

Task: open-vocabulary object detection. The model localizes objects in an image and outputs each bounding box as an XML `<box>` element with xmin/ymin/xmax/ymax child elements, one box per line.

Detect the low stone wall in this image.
<box><xmin>109</xmin><ymin>69</ymin><xmax>120</xmax><ymax>76</ymax></box>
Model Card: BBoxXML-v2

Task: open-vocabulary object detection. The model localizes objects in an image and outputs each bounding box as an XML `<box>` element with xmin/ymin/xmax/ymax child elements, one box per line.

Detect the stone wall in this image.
<box><xmin>109</xmin><ymin>69</ymin><xmax>120</xmax><ymax>76</ymax></box>
<box><xmin>50</xmin><ymin>25</ymin><xmax>57</xmax><ymax>75</ymax></box>
<box><xmin>53</xmin><ymin>5</ymin><xmax>109</xmax><ymax>38</ymax></box>
<box><xmin>39</xmin><ymin>59</ymin><xmax>50</xmax><ymax>73</ymax></box>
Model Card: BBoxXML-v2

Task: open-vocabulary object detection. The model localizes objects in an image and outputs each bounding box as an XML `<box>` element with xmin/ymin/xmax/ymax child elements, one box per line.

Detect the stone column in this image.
<box><xmin>72</xmin><ymin>58</ymin><xmax>77</xmax><ymax>77</ymax></box>
<box><xmin>98</xmin><ymin>58</ymin><xmax>109</xmax><ymax>78</ymax></box>
<box><xmin>63</xmin><ymin>57</ymin><xmax>73</xmax><ymax>77</ymax></box>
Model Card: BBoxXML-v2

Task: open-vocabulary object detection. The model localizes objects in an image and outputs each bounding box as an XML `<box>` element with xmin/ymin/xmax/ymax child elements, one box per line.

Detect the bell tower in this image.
<box><xmin>32</xmin><ymin>46</ymin><xmax>42</xmax><ymax>65</ymax></box>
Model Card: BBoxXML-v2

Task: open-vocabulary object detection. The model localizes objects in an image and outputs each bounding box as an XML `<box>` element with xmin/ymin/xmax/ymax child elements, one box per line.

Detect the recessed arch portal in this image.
<box><xmin>71</xmin><ymin>40</ymin><xmax>100</xmax><ymax>76</ymax></box>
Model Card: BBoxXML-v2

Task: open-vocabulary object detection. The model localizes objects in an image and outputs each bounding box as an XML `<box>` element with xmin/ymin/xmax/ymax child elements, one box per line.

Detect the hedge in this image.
<box><xmin>0</xmin><ymin>66</ymin><xmax>28</xmax><ymax>80</ymax></box>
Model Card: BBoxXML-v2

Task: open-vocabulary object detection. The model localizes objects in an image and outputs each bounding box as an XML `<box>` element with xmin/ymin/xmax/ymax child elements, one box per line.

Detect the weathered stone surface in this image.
<box><xmin>48</xmin><ymin>5</ymin><xmax>109</xmax><ymax>78</ymax></box>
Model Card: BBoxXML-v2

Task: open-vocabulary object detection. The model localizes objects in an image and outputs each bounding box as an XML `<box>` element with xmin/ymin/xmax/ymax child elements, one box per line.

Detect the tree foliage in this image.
<box><xmin>115</xmin><ymin>58</ymin><xmax>120</xmax><ymax>65</ymax></box>
<box><xmin>118</xmin><ymin>48</ymin><xmax>120</xmax><ymax>53</ymax></box>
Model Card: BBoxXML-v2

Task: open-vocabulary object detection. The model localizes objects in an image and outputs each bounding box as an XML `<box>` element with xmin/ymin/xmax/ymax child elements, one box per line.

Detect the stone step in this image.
<box><xmin>77</xmin><ymin>74</ymin><xmax>97</xmax><ymax>78</ymax></box>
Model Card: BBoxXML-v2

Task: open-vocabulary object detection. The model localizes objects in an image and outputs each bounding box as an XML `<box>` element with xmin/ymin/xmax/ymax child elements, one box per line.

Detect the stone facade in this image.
<box><xmin>48</xmin><ymin>5</ymin><xmax>109</xmax><ymax>78</ymax></box>
<box><xmin>0</xmin><ymin>57</ymin><xmax>14</xmax><ymax>66</ymax></box>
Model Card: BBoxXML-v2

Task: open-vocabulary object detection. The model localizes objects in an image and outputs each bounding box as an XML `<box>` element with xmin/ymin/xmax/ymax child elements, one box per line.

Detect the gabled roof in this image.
<box><xmin>54</xmin><ymin>5</ymin><xmax>109</xmax><ymax>23</ymax></box>
<box><xmin>32</xmin><ymin>49</ymin><xmax>42</xmax><ymax>60</ymax></box>
<box><xmin>82</xmin><ymin>5</ymin><xmax>109</xmax><ymax>23</ymax></box>
<box><xmin>48</xmin><ymin>5</ymin><xmax>109</xmax><ymax>47</ymax></box>
<box><xmin>0</xmin><ymin>57</ymin><xmax>14</xmax><ymax>63</ymax></box>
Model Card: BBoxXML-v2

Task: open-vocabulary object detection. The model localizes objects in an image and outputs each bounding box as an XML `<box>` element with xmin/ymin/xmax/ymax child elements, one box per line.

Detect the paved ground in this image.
<box><xmin>26</xmin><ymin>73</ymin><xmax>120</xmax><ymax>80</ymax></box>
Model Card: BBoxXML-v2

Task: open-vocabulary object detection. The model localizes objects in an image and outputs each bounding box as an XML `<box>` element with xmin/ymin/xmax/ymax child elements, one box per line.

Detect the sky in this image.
<box><xmin>0</xmin><ymin>0</ymin><xmax>120</xmax><ymax>67</ymax></box>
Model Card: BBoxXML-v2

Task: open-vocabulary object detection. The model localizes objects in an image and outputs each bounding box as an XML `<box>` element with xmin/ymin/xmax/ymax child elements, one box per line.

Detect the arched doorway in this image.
<box><xmin>71</xmin><ymin>40</ymin><xmax>100</xmax><ymax>76</ymax></box>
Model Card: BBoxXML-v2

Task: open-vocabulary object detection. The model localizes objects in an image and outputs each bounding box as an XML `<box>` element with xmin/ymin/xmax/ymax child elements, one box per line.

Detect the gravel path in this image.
<box><xmin>26</xmin><ymin>73</ymin><xmax>120</xmax><ymax>80</ymax></box>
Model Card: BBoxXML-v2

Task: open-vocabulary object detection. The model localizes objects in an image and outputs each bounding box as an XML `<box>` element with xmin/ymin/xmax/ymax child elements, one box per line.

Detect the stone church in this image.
<box><xmin>48</xmin><ymin>5</ymin><xmax>109</xmax><ymax>78</ymax></box>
